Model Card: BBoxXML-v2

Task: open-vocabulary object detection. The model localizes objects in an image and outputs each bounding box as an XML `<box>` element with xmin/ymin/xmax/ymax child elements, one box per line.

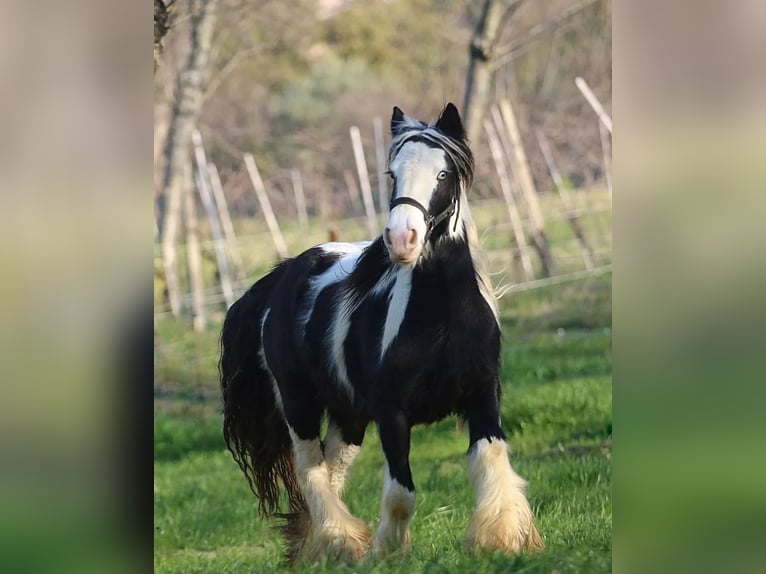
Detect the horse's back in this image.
<box><xmin>255</xmin><ymin>242</ymin><xmax>370</xmax><ymax>380</ymax></box>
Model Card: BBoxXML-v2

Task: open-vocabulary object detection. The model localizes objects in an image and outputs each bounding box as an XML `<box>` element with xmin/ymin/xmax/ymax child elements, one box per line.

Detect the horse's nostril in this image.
<box><xmin>384</xmin><ymin>227</ymin><xmax>392</xmax><ymax>245</ymax></box>
<box><xmin>407</xmin><ymin>228</ymin><xmax>417</xmax><ymax>249</ymax></box>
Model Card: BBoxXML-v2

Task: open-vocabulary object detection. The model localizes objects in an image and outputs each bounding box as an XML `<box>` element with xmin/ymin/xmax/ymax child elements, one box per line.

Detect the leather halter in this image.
<box><xmin>389</xmin><ymin>193</ymin><xmax>460</xmax><ymax>244</ymax></box>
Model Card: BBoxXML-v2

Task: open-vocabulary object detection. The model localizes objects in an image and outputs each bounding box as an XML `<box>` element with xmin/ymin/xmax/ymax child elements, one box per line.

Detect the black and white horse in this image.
<box><xmin>221</xmin><ymin>103</ymin><xmax>543</xmax><ymax>561</ymax></box>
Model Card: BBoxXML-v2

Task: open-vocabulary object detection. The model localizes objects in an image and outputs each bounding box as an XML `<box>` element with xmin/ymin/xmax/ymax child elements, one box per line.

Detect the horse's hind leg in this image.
<box><xmin>285</xmin><ymin>402</ymin><xmax>370</xmax><ymax>562</ymax></box>
<box><xmin>464</xmin><ymin>388</ymin><xmax>544</xmax><ymax>554</ymax></box>
<box><xmin>324</xmin><ymin>412</ymin><xmax>367</xmax><ymax>498</ymax></box>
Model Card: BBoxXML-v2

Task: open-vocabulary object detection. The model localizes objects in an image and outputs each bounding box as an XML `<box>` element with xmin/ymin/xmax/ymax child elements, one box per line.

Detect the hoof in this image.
<box><xmin>302</xmin><ymin>517</ymin><xmax>372</xmax><ymax>563</ymax></box>
<box><xmin>372</xmin><ymin>525</ymin><xmax>411</xmax><ymax>557</ymax></box>
<box><xmin>465</xmin><ymin>505</ymin><xmax>544</xmax><ymax>554</ymax></box>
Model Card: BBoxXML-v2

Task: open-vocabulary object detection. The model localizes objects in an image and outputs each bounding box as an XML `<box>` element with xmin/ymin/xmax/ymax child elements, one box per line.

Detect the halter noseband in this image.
<box><xmin>389</xmin><ymin>194</ymin><xmax>460</xmax><ymax>244</ymax></box>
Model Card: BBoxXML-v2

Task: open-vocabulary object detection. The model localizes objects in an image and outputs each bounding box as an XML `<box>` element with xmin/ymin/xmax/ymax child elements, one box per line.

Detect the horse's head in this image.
<box><xmin>383</xmin><ymin>103</ymin><xmax>474</xmax><ymax>266</ymax></box>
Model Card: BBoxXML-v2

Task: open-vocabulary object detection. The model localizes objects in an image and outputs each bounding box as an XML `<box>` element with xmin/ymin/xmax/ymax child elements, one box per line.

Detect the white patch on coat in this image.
<box><xmin>320</xmin><ymin>241</ymin><xmax>371</xmax><ymax>255</ymax></box>
<box><xmin>328</xmin><ymin>295</ymin><xmax>356</xmax><ymax>400</ymax></box>
<box><xmin>258</xmin><ymin>308</ymin><xmax>283</xmax><ymax>413</ymax></box>
<box><xmin>297</xmin><ymin>242</ymin><xmax>368</xmax><ymax>335</ymax></box>
<box><xmin>380</xmin><ymin>267</ymin><xmax>412</xmax><ymax>359</ymax></box>
<box><xmin>373</xmin><ymin>464</ymin><xmax>416</xmax><ymax>555</ymax></box>
<box><xmin>465</xmin><ymin>438</ymin><xmax>543</xmax><ymax>553</ymax></box>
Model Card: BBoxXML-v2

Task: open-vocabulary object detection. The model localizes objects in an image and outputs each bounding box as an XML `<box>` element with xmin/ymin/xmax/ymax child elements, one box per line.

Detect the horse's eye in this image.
<box><xmin>437</xmin><ymin>170</ymin><xmax>448</xmax><ymax>181</ymax></box>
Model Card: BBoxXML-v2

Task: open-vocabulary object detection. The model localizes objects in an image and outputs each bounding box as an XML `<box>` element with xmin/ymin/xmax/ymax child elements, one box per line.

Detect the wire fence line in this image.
<box><xmin>154</xmin><ymin>259</ymin><xmax>612</xmax><ymax>319</ymax></box>
<box><xmin>154</xmin><ymin>260</ymin><xmax>612</xmax><ymax>318</ymax></box>
<box><xmin>154</xmin><ymin>194</ymin><xmax>611</xmax><ymax>319</ymax></box>
<box><xmin>154</xmin><ymin>203</ymin><xmax>611</xmax><ymax>254</ymax></box>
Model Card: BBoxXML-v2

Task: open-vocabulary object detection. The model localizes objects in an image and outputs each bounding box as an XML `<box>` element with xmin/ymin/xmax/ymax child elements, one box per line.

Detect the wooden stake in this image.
<box><xmin>349</xmin><ymin>126</ymin><xmax>379</xmax><ymax>238</ymax></box>
<box><xmin>290</xmin><ymin>168</ymin><xmax>309</xmax><ymax>230</ymax></box>
<box><xmin>599</xmin><ymin>122</ymin><xmax>613</xmax><ymax>204</ymax></box>
<box><xmin>535</xmin><ymin>128</ymin><xmax>595</xmax><ymax>270</ymax></box>
<box><xmin>192</xmin><ymin>130</ymin><xmax>235</xmax><ymax>308</ymax></box>
<box><xmin>182</xmin><ymin>160</ymin><xmax>206</xmax><ymax>332</ymax></box>
<box><xmin>499</xmin><ymin>98</ymin><xmax>554</xmax><ymax>276</ymax></box>
<box><xmin>575</xmin><ymin>76</ymin><xmax>612</xmax><ymax>134</ymax></box>
<box><xmin>208</xmin><ymin>162</ymin><xmax>245</xmax><ymax>281</ymax></box>
<box><xmin>243</xmin><ymin>153</ymin><xmax>289</xmax><ymax>259</ymax></box>
<box><xmin>317</xmin><ymin>180</ymin><xmax>328</xmax><ymax>223</ymax></box>
<box><xmin>490</xmin><ymin>104</ymin><xmax>527</xmax><ymax>215</ymax></box>
<box><xmin>484</xmin><ymin>118</ymin><xmax>534</xmax><ymax>281</ymax></box>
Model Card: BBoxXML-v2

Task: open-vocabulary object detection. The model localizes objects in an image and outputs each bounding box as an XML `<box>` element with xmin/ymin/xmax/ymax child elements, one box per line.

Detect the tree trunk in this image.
<box><xmin>154</xmin><ymin>0</ymin><xmax>171</xmax><ymax>76</ymax></box>
<box><xmin>159</xmin><ymin>0</ymin><xmax>219</xmax><ymax>318</ymax></box>
<box><xmin>462</xmin><ymin>0</ymin><xmax>524</xmax><ymax>144</ymax></box>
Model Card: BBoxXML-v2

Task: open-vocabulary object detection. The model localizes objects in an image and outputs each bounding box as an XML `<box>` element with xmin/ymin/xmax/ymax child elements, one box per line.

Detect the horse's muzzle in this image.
<box><xmin>384</xmin><ymin>226</ymin><xmax>420</xmax><ymax>265</ymax></box>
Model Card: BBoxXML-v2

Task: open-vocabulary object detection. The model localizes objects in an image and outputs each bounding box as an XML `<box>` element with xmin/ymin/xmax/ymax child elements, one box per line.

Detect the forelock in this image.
<box><xmin>389</xmin><ymin>124</ymin><xmax>474</xmax><ymax>191</ymax></box>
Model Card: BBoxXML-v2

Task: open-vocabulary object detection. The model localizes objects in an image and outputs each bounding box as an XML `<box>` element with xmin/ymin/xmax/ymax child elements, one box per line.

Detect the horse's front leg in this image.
<box><xmin>465</xmin><ymin>388</ymin><xmax>544</xmax><ymax>554</ymax></box>
<box><xmin>374</xmin><ymin>407</ymin><xmax>416</xmax><ymax>555</ymax></box>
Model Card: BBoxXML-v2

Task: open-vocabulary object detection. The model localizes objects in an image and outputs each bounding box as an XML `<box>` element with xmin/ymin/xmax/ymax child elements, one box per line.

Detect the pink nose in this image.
<box><xmin>384</xmin><ymin>227</ymin><xmax>418</xmax><ymax>259</ymax></box>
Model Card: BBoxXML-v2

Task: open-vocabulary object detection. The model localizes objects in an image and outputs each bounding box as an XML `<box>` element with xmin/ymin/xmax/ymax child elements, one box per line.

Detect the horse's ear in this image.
<box><xmin>391</xmin><ymin>106</ymin><xmax>406</xmax><ymax>135</ymax></box>
<box><xmin>435</xmin><ymin>102</ymin><xmax>465</xmax><ymax>140</ymax></box>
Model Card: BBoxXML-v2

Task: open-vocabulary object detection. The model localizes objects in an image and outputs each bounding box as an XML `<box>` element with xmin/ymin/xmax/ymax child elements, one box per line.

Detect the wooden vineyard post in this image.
<box><xmin>208</xmin><ymin>162</ymin><xmax>245</xmax><ymax>282</ymax></box>
<box><xmin>574</xmin><ymin>76</ymin><xmax>612</xmax><ymax>204</ymax></box>
<box><xmin>243</xmin><ymin>153</ymin><xmax>289</xmax><ymax>260</ymax></box>
<box><xmin>599</xmin><ymin>122</ymin><xmax>612</xmax><ymax>204</ymax></box>
<box><xmin>499</xmin><ymin>98</ymin><xmax>554</xmax><ymax>276</ymax></box>
<box><xmin>535</xmin><ymin>128</ymin><xmax>596</xmax><ymax>270</ymax></box>
<box><xmin>290</xmin><ymin>168</ymin><xmax>309</xmax><ymax>230</ymax></box>
<box><xmin>490</xmin><ymin>104</ymin><xmax>528</xmax><ymax>215</ymax></box>
<box><xmin>484</xmin><ymin>118</ymin><xmax>535</xmax><ymax>282</ymax></box>
<box><xmin>182</xmin><ymin>160</ymin><xmax>207</xmax><ymax>331</ymax></box>
<box><xmin>575</xmin><ymin>76</ymin><xmax>612</xmax><ymax>134</ymax></box>
<box><xmin>349</xmin><ymin>126</ymin><xmax>379</xmax><ymax>238</ymax></box>
<box><xmin>373</xmin><ymin>117</ymin><xmax>388</xmax><ymax>221</ymax></box>
<box><xmin>192</xmin><ymin>130</ymin><xmax>235</xmax><ymax>308</ymax></box>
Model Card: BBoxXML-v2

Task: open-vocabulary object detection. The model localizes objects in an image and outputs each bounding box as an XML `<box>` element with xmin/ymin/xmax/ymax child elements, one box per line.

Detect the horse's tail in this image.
<box><xmin>220</xmin><ymin>265</ymin><xmax>303</xmax><ymax>518</ymax></box>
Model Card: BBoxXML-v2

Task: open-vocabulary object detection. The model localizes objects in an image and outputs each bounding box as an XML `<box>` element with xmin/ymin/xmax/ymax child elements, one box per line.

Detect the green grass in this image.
<box><xmin>154</xmin><ymin>191</ymin><xmax>611</xmax><ymax>572</ymax></box>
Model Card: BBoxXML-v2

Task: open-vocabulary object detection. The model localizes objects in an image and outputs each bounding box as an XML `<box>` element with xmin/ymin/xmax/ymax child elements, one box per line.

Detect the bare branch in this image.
<box><xmin>493</xmin><ymin>0</ymin><xmax>600</xmax><ymax>69</ymax></box>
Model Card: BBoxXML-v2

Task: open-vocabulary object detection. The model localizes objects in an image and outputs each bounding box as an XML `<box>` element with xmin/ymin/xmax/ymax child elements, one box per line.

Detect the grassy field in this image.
<box><xmin>154</xmin><ymin>191</ymin><xmax>612</xmax><ymax>572</ymax></box>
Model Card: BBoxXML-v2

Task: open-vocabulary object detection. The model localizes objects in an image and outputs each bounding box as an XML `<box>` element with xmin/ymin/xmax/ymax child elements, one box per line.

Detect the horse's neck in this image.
<box><xmin>426</xmin><ymin>203</ymin><xmax>499</xmax><ymax>322</ymax></box>
<box><xmin>422</xmin><ymin>231</ymin><xmax>473</xmax><ymax>277</ymax></box>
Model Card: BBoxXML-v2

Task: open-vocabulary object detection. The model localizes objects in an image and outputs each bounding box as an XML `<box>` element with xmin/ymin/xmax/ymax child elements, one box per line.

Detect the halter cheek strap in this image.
<box><xmin>389</xmin><ymin>194</ymin><xmax>459</xmax><ymax>243</ymax></box>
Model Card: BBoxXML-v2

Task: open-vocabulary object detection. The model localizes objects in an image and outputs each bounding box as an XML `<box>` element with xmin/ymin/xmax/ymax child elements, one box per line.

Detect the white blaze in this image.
<box><xmin>386</xmin><ymin>142</ymin><xmax>448</xmax><ymax>256</ymax></box>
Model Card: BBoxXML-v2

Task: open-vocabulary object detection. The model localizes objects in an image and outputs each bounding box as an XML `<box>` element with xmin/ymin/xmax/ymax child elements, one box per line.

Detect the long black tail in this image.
<box><xmin>220</xmin><ymin>265</ymin><xmax>303</xmax><ymax>517</ymax></box>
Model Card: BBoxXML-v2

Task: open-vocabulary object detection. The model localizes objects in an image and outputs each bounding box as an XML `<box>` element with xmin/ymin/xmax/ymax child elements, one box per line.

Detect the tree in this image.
<box><xmin>462</xmin><ymin>0</ymin><xmax>525</xmax><ymax>144</ymax></box>
<box><xmin>154</xmin><ymin>1</ymin><xmax>174</xmax><ymax>76</ymax></box>
<box><xmin>159</xmin><ymin>0</ymin><xmax>219</xmax><ymax>319</ymax></box>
